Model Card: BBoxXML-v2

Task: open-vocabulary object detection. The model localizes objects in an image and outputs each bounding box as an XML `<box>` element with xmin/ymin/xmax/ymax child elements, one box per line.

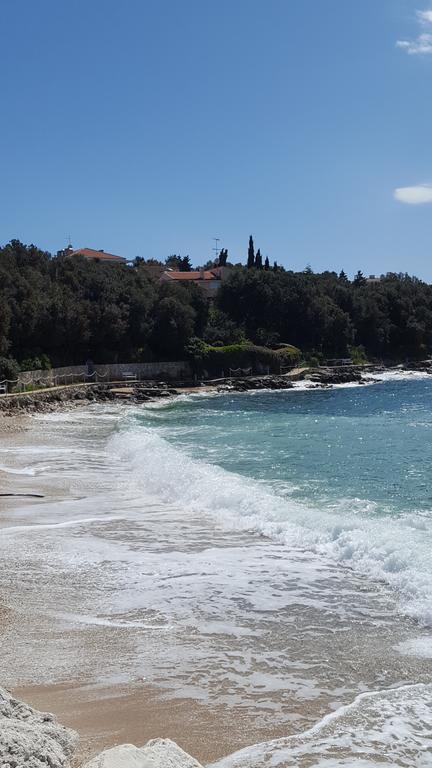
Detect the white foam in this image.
<box><xmin>109</xmin><ymin>427</ymin><xmax>432</xmax><ymax>625</ymax></box>
<box><xmin>396</xmin><ymin>637</ymin><xmax>432</xmax><ymax>659</ymax></box>
<box><xmin>210</xmin><ymin>683</ymin><xmax>432</xmax><ymax>768</ymax></box>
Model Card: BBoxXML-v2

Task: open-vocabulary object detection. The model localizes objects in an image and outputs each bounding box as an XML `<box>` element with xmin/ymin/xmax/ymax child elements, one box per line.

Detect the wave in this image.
<box><xmin>209</xmin><ymin>683</ymin><xmax>432</xmax><ymax>768</ymax></box>
<box><xmin>109</xmin><ymin>426</ymin><xmax>432</xmax><ymax>626</ymax></box>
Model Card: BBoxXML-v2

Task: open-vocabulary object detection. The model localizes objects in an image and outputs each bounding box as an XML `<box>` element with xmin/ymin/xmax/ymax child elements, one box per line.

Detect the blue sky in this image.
<box><xmin>1</xmin><ymin>0</ymin><xmax>431</xmax><ymax>278</ymax></box>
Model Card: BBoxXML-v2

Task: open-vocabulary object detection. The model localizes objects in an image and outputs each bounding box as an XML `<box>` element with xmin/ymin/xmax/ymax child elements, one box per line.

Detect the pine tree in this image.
<box><xmin>247</xmin><ymin>236</ymin><xmax>255</xmax><ymax>268</ymax></box>
<box><xmin>353</xmin><ymin>270</ymin><xmax>366</xmax><ymax>285</ymax></box>
<box><xmin>255</xmin><ymin>249</ymin><xmax>263</xmax><ymax>269</ymax></box>
<box><xmin>179</xmin><ymin>255</ymin><xmax>192</xmax><ymax>272</ymax></box>
<box><xmin>339</xmin><ymin>269</ymin><xmax>348</xmax><ymax>282</ymax></box>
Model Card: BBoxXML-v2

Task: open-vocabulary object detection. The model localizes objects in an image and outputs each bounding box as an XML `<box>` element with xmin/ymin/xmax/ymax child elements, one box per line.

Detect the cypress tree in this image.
<box><xmin>219</xmin><ymin>248</ymin><xmax>228</xmax><ymax>266</ymax></box>
<box><xmin>247</xmin><ymin>236</ymin><xmax>255</xmax><ymax>268</ymax></box>
<box><xmin>255</xmin><ymin>249</ymin><xmax>263</xmax><ymax>269</ymax></box>
<box><xmin>264</xmin><ymin>256</ymin><xmax>270</xmax><ymax>270</ymax></box>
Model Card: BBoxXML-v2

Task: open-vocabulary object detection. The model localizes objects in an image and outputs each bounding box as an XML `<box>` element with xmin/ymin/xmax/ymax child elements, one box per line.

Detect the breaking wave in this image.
<box><xmin>210</xmin><ymin>683</ymin><xmax>432</xmax><ymax>768</ymax></box>
<box><xmin>109</xmin><ymin>426</ymin><xmax>432</xmax><ymax>627</ymax></box>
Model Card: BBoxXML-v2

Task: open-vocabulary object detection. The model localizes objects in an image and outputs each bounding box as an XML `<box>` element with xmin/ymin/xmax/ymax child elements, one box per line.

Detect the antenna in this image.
<box><xmin>66</xmin><ymin>234</ymin><xmax>72</xmax><ymax>248</ymax></box>
<box><xmin>212</xmin><ymin>237</ymin><xmax>220</xmax><ymax>262</ymax></box>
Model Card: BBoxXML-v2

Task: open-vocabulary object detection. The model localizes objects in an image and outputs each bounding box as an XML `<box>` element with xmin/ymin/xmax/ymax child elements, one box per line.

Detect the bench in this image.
<box><xmin>122</xmin><ymin>372</ymin><xmax>137</xmax><ymax>386</ymax></box>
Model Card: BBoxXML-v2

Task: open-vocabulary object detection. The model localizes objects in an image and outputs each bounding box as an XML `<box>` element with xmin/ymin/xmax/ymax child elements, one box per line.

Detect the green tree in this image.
<box><xmin>247</xmin><ymin>236</ymin><xmax>255</xmax><ymax>269</ymax></box>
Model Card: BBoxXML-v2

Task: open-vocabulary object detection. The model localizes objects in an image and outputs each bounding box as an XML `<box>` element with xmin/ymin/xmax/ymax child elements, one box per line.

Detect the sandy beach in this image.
<box><xmin>1</xmin><ymin>391</ymin><xmax>432</xmax><ymax>766</ymax></box>
<box><xmin>0</xmin><ymin>411</ymin><xmax>294</xmax><ymax>765</ymax></box>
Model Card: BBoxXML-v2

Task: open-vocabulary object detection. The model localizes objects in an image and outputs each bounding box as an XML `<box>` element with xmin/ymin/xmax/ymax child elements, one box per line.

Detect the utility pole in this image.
<box><xmin>212</xmin><ymin>237</ymin><xmax>220</xmax><ymax>263</ymax></box>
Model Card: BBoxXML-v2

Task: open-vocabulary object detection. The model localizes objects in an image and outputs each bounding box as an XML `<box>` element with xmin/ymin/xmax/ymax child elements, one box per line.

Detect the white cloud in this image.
<box><xmin>397</xmin><ymin>33</ymin><xmax>432</xmax><ymax>54</ymax></box>
<box><xmin>417</xmin><ymin>9</ymin><xmax>432</xmax><ymax>23</ymax></box>
<box><xmin>397</xmin><ymin>7</ymin><xmax>432</xmax><ymax>54</ymax></box>
<box><xmin>394</xmin><ymin>184</ymin><xmax>432</xmax><ymax>204</ymax></box>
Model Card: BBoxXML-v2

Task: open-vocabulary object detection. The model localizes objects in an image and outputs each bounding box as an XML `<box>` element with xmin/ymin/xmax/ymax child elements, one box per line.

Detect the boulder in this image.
<box><xmin>82</xmin><ymin>738</ymin><xmax>203</xmax><ymax>768</ymax></box>
<box><xmin>0</xmin><ymin>686</ymin><xmax>77</xmax><ymax>768</ymax></box>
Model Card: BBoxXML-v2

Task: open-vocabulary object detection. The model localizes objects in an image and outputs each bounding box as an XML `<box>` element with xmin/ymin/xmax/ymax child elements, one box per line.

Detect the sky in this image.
<box><xmin>1</xmin><ymin>0</ymin><xmax>431</xmax><ymax>278</ymax></box>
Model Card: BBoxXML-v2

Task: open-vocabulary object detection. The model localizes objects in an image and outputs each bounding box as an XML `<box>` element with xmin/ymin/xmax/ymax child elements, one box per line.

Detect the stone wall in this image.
<box><xmin>17</xmin><ymin>361</ymin><xmax>192</xmax><ymax>387</ymax></box>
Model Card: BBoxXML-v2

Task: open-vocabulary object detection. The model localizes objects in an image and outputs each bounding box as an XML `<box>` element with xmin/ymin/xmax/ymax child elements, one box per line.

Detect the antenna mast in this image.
<box><xmin>212</xmin><ymin>237</ymin><xmax>220</xmax><ymax>263</ymax></box>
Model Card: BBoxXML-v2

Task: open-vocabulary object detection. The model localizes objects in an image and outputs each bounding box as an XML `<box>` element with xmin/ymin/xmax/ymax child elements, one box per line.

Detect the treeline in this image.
<box><xmin>1</xmin><ymin>239</ymin><xmax>431</xmax><ymax>379</ymax></box>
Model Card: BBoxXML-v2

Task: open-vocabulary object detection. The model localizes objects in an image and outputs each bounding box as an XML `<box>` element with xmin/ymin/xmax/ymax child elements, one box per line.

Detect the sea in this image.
<box><xmin>1</xmin><ymin>371</ymin><xmax>432</xmax><ymax>766</ymax></box>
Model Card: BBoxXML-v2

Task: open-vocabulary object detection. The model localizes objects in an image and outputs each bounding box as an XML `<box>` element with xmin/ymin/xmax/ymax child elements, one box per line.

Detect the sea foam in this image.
<box><xmin>109</xmin><ymin>425</ymin><xmax>432</xmax><ymax>626</ymax></box>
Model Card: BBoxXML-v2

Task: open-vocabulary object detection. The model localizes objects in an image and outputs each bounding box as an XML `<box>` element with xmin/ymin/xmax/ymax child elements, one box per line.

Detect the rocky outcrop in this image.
<box><xmin>404</xmin><ymin>359</ymin><xmax>432</xmax><ymax>372</ymax></box>
<box><xmin>82</xmin><ymin>738</ymin><xmax>203</xmax><ymax>768</ymax></box>
<box><xmin>0</xmin><ymin>686</ymin><xmax>77</xmax><ymax>768</ymax></box>
<box><xmin>0</xmin><ymin>384</ymin><xmax>117</xmax><ymax>415</ymax></box>
<box><xmin>217</xmin><ymin>375</ymin><xmax>294</xmax><ymax>392</ymax></box>
<box><xmin>305</xmin><ymin>365</ymin><xmax>384</xmax><ymax>386</ymax></box>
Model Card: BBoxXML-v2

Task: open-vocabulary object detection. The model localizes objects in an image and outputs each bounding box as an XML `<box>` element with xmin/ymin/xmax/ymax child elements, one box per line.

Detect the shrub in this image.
<box><xmin>199</xmin><ymin>342</ymin><xmax>301</xmax><ymax>376</ymax></box>
<box><xmin>349</xmin><ymin>345</ymin><xmax>368</xmax><ymax>365</ymax></box>
<box><xmin>0</xmin><ymin>356</ymin><xmax>20</xmax><ymax>383</ymax></box>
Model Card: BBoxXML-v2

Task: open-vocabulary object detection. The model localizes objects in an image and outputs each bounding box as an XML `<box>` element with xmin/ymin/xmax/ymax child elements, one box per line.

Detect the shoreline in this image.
<box><xmin>1</xmin><ymin>362</ymin><xmax>431</xmax><ymax>420</ymax></box>
<box><xmin>1</xmin><ymin>374</ymin><xmax>432</xmax><ymax>766</ymax></box>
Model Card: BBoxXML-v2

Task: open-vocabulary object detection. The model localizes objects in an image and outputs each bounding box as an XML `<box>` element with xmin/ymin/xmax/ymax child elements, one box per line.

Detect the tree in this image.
<box><xmin>273</xmin><ymin>261</ymin><xmax>278</xmax><ymax>272</ymax></box>
<box><xmin>255</xmin><ymin>249</ymin><xmax>263</xmax><ymax>270</ymax></box>
<box><xmin>353</xmin><ymin>270</ymin><xmax>366</xmax><ymax>286</ymax></box>
<box><xmin>264</xmin><ymin>256</ymin><xmax>270</xmax><ymax>271</ymax></box>
<box><xmin>339</xmin><ymin>270</ymin><xmax>349</xmax><ymax>283</ymax></box>
<box><xmin>247</xmin><ymin>236</ymin><xmax>255</xmax><ymax>269</ymax></box>
<box><xmin>151</xmin><ymin>297</ymin><xmax>196</xmax><ymax>358</ymax></box>
<box><xmin>218</xmin><ymin>248</ymin><xmax>228</xmax><ymax>266</ymax></box>
<box><xmin>178</xmin><ymin>255</ymin><xmax>192</xmax><ymax>272</ymax></box>
<box><xmin>165</xmin><ymin>254</ymin><xmax>182</xmax><ymax>269</ymax></box>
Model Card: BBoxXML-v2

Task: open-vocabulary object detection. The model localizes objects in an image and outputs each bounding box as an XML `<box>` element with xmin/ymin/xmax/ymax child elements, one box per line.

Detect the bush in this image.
<box><xmin>20</xmin><ymin>356</ymin><xmax>48</xmax><ymax>371</ymax></box>
<box><xmin>349</xmin><ymin>345</ymin><xmax>368</xmax><ymax>365</ymax></box>
<box><xmin>274</xmin><ymin>345</ymin><xmax>302</xmax><ymax>366</ymax></box>
<box><xmin>198</xmin><ymin>342</ymin><xmax>301</xmax><ymax>376</ymax></box>
<box><xmin>0</xmin><ymin>356</ymin><xmax>20</xmax><ymax>382</ymax></box>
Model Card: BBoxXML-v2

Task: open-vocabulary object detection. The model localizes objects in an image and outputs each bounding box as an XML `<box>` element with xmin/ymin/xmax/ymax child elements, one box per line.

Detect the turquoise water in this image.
<box><xmin>138</xmin><ymin>377</ymin><xmax>432</xmax><ymax>516</ymax></box>
<box><xmin>2</xmin><ymin>376</ymin><xmax>432</xmax><ymax>764</ymax></box>
<box><xmin>124</xmin><ymin>375</ymin><xmax>432</xmax><ymax>624</ymax></box>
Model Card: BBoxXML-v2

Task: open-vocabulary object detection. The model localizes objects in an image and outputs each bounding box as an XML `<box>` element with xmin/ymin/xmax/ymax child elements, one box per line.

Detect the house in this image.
<box><xmin>60</xmin><ymin>246</ymin><xmax>127</xmax><ymax>264</ymax></box>
<box><xmin>365</xmin><ymin>274</ymin><xmax>383</xmax><ymax>284</ymax></box>
<box><xmin>160</xmin><ymin>266</ymin><xmax>229</xmax><ymax>298</ymax></box>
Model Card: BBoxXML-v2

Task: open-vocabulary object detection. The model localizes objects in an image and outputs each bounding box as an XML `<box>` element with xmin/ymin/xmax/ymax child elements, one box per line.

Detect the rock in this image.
<box><xmin>0</xmin><ymin>686</ymin><xmax>77</xmax><ymax>768</ymax></box>
<box><xmin>82</xmin><ymin>738</ymin><xmax>203</xmax><ymax>768</ymax></box>
<box><xmin>218</xmin><ymin>375</ymin><xmax>294</xmax><ymax>393</ymax></box>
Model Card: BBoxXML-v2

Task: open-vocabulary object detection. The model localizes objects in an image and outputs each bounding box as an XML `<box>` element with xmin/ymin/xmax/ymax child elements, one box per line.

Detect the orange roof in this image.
<box><xmin>70</xmin><ymin>248</ymin><xmax>126</xmax><ymax>263</ymax></box>
<box><xmin>165</xmin><ymin>270</ymin><xmax>220</xmax><ymax>281</ymax></box>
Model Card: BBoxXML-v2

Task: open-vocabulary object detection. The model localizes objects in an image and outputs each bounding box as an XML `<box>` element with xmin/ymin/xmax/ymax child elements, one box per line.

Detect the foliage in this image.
<box><xmin>1</xmin><ymin>240</ymin><xmax>432</xmax><ymax>370</ymax></box>
<box><xmin>187</xmin><ymin>342</ymin><xmax>301</xmax><ymax>376</ymax></box>
<box><xmin>0</xmin><ymin>240</ymin><xmax>206</xmax><ymax>367</ymax></box>
<box><xmin>217</xmin><ymin>268</ymin><xmax>432</xmax><ymax>360</ymax></box>
<box><xmin>20</xmin><ymin>354</ymin><xmax>51</xmax><ymax>371</ymax></box>
<box><xmin>0</xmin><ymin>356</ymin><xmax>20</xmax><ymax>382</ymax></box>
<box><xmin>348</xmin><ymin>345</ymin><xmax>368</xmax><ymax>365</ymax></box>
<box><xmin>247</xmin><ymin>236</ymin><xmax>255</xmax><ymax>269</ymax></box>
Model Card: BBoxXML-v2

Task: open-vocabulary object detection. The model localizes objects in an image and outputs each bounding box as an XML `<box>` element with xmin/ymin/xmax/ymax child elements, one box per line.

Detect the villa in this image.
<box><xmin>160</xmin><ymin>265</ymin><xmax>229</xmax><ymax>298</ymax></box>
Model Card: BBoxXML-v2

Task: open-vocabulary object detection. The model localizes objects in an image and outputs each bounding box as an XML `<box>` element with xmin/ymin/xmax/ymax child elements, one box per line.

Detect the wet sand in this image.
<box><xmin>2</xmin><ymin>403</ymin><xmax>432</xmax><ymax>767</ymax></box>
<box><xmin>0</xmin><ymin>411</ymin><xmax>287</xmax><ymax>765</ymax></box>
<box><xmin>14</xmin><ymin>681</ymin><xmax>295</xmax><ymax>766</ymax></box>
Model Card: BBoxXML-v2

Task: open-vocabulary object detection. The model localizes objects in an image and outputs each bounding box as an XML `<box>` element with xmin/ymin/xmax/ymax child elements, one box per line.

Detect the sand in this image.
<box><xmin>13</xmin><ymin>681</ymin><xmax>294</xmax><ymax>767</ymax></box>
<box><xmin>0</xmin><ymin>410</ymin><xmax>288</xmax><ymax>767</ymax></box>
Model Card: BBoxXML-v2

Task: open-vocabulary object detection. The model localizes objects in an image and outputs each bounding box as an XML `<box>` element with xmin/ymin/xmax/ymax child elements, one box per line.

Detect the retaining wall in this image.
<box><xmin>16</xmin><ymin>361</ymin><xmax>192</xmax><ymax>387</ymax></box>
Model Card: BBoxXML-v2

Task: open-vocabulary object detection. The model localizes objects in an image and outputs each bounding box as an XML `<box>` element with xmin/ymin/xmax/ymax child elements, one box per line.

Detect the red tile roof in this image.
<box><xmin>69</xmin><ymin>248</ymin><xmax>126</xmax><ymax>263</ymax></box>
